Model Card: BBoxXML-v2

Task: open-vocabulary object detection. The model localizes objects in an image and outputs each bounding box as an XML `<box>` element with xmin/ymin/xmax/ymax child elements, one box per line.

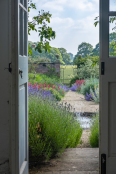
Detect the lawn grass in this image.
<box><xmin>60</xmin><ymin>65</ymin><xmax>77</xmax><ymax>84</ymax></box>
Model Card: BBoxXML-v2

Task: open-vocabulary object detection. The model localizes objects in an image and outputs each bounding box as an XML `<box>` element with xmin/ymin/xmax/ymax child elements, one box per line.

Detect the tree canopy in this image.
<box><xmin>58</xmin><ymin>48</ymin><xmax>71</xmax><ymax>64</ymax></box>
<box><xmin>76</xmin><ymin>42</ymin><xmax>93</xmax><ymax>58</ymax></box>
<box><xmin>28</xmin><ymin>41</ymin><xmax>73</xmax><ymax>64</ymax></box>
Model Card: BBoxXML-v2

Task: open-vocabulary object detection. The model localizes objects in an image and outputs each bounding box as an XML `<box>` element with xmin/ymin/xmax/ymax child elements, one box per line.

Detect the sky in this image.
<box><xmin>28</xmin><ymin>0</ymin><xmax>99</xmax><ymax>56</ymax></box>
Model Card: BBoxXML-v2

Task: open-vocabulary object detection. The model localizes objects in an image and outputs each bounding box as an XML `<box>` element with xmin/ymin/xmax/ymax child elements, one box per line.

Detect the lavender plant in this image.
<box><xmin>80</xmin><ymin>77</ymin><xmax>99</xmax><ymax>97</ymax></box>
<box><xmin>90</xmin><ymin>85</ymin><xmax>99</xmax><ymax>103</ymax></box>
<box><xmin>29</xmin><ymin>94</ymin><xmax>82</xmax><ymax>161</ymax></box>
<box><xmin>89</xmin><ymin>114</ymin><xmax>99</xmax><ymax>147</ymax></box>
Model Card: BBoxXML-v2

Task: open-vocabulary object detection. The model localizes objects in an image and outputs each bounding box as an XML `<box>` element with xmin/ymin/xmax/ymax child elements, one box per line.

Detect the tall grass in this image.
<box><xmin>29</xmin><ymin>95</ymin><xmax>82</xmax><ymax>161</ymax></box>
<box><xmin>89</xmin><ymin>114</ymin><xmax>99</xmax><ymax>147</ymax></box>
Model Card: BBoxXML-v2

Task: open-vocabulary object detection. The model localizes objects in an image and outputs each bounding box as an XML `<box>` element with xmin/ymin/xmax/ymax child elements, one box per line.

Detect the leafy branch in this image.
<box><xmin>94</xmin><ymin>16</ymin><xmax>116</xmax><ymax>31</ymax></box>
<box><xmin>28</xmin><ymin>0</ymin><xmax>56</xmax><ymax>53</ymax></box>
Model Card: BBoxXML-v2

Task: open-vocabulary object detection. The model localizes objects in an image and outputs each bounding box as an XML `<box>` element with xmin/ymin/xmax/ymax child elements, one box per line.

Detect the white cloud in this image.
<box><xmin>28</xmin><ymin>0</ymin><xmax>99</xmax><ymax>55</ymax></box>
<box><xmin>35</xmin><ymin>0</ymin><xmax>99</xmax><ymax>12</ymax></box>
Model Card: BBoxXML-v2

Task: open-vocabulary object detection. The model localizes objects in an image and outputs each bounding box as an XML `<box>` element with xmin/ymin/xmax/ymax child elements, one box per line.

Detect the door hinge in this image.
<box><xmin>101</xmin><ymin>154</ymin><xmax>106</xmax><ymax>174</ymax></box>
<box><xmin>4</xmin><ymin>63</ymin><xmax>12</xmax><ymax>73</ymax></box>
<box><xmin>101</xmin><ymin>62</ymin><xmax>105</xmax><ymax>75</ymax></box>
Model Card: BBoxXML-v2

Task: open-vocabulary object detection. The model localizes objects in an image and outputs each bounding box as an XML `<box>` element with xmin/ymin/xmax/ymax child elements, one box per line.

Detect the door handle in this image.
<box><xmin>19</xmin><ymin>68</ymin><xmax>23</xmax><ymax>79</ymax></box>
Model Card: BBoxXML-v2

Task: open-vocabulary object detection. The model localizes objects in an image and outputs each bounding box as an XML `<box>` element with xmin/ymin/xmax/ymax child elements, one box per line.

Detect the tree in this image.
<box><xmin>38</xmin><ymin>47</ymin><xmax>64</xmax><ymax>63</ymax></box>
<box><xmin>76</xmin><ymin>42</ymin><xmax>93</xmax><ymax>58</ymax></box>
<box><xmin>91</xmin><ymin>43</ymin><xmax>99</xmax><ymax>56</ymax></box>
<box><xmin>58</xmin><ymin>48</ymin><xmax>71</xmax><ymax>64</ymax></box>
<box><xmin>77</xmin><ymin>59</ymin><xmax>99</xmax><ymax>79</ymax></box>
<box><xmin>109</xmin><ymin>40</ymin><xmax>116</xmax><ymax>56</ymax></box>
<box><xmin>28</xmin><ymin>0</ymin><xmax>56</xmax><ymax>54</ymax></box>
<box><xmin>68</xmin><ymin>53</ymin><xmax>74</xmax><ymax>61</ymax></box>
<box><xmin>73</xmin><ymin>54</ymin><xmax>86</xmax><ymax>68</ymax></box>
<box><xmin>109</xmin><ymin>32</ymin><xmax>116</xmax><ymax>43</ymax></box>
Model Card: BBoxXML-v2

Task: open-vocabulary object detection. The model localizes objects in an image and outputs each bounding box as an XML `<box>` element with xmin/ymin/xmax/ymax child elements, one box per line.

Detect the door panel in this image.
<box><xmin>18</xmin><ymin>0</ymin><xmax>28</xmax><ymax>173</ymax></box>
<box><xmin>108</xmin><ymin>82</ymin><xmax>116</xmax><ymax>157</ymax></box>
<box><xmin>100</xmin><ymin>0</ymin><xmax>116</xmax><ymax>173</ymax></box>
<box><xmin>19</xmin><ymin>85</ymin><xmax>26</xmax><ymax>169</ymax></box>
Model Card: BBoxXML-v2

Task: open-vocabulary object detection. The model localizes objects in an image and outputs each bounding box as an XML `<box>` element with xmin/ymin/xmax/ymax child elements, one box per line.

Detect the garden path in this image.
<box><xmin>62</xmin><ymin>90</ymin><xmax>99</xmax><ymax>113</ymax></box>
<box><xmin>29</xmin><ymin>148</ymin><xmax>99</xmax><ymax>174</ymax></box>
<box><xmin>29</xmin><ymin>91</ymin><xmax>99</xmax><ymax>174</ymax></box>
<box><xmin>62</xmin><ymin>90</ymin><xmax>99</xmax><ymax>148</ymax></box>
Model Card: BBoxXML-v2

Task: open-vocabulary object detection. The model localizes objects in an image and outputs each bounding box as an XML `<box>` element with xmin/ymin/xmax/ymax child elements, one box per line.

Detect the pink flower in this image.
<box><xmin>37</xmin><ymin>85</ymin><xmax>41</xmax><ymax>89</ymax></box>
<box><xmin>48</xmin><ymin>85</ymin><xmax>50</xmax><ymax>89</ymax></box>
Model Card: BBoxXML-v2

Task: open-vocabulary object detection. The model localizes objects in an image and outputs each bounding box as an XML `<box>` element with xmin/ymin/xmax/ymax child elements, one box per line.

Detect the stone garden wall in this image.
<box><xmin>28</xmin><ymin>59</ymin><xmax>60</xmax><ymax>77</ymax></box>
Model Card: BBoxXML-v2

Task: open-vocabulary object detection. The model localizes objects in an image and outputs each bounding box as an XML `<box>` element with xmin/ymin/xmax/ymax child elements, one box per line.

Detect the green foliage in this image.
<box><xmin>76</xmin><ymin>42</ymin><xmax>93</xmax><ymax>58</ymax></box>
<box><xmin>109</xmin><ymin>40</ymin><xmax>116</xmax><ymax>56</ymax></box>
<box><xmin>73</xmin><ymin>55</ymin><xmax>86</xmax><ymax>68</ymax></box>
<box><xmin>28</xmin><ymin>1</ymin><xmax>56</xmax><ymax>53</ymax></box>
<box><xmin>94</xmin><ymin>15</ymin><xmax>116</xmax><ymax>31</ymax></box>
<box><xmin>91</xmin><ymin>43</ymin><xmax>99</xmax><ymax>56</ymax></box>
<box><xmin>90</xmin><ymin>84</ymin><xmax>99</xmax><ymax>103</ymax></box>
<box><xmin>29</xmin><ymin>96</ymin><xmax>83</xmax><ymax>160</ymax></box>
<box><xmin>28</xmin><ymin>73</ymin><xmax>62</xmax><ymax>86</ymax></box>
<box><xmin>89</xmin><ymin>114</ymin><xmax>99</xmax><ymax>147</ymax></box>
<box><xmin>109</xmin><ymin>32</ymin><xmax>116</xmax><ymax>43</ymax></box>
<box><xmin>77</xmin><ymin>59</ymin><xmax>99</xmax><ymax>79</ymax></box>
<box><xmin>46</xmin><ymin>65</ymin><xmax>56</xmax><ymax>77</ymax></box>
<box><xmin>58</xmin><ymin>48</ymin><xmax>71</xmax><ymax>64</ymax></box>
<box><xmin>48</xmin><ymin>88</ymin><xmax>62</xmax><ymax>101</ymax></box>
<box><xmin>68</xmin><ymin>53</ymin><xmax>74</xmax><ymax>61</ymax></box>
<box><xmin>29</xmin><ymin>43</ymin><xmax>64</xmax><ymax>64</ymax></box>
<box><xmin>69</xmin><ymin>75</ymin><xmax>80</xmax><ymax>87</ymax></box>
<box><xmin>80</xmin><ymin>77</ymin><xmax>99</xmax><ymax>96</ymax></box>
<box><xmin>89</xmin><ymin>55</ymin><xmax>99</xmax><ymax>66</ymax></box>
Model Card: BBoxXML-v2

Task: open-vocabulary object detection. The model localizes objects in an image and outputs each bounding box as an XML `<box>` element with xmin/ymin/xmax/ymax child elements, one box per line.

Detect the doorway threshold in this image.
<box><xmin>29</xmin><ymin>148</ymin><xmax>99</xmax><ymax>174</ymax></box>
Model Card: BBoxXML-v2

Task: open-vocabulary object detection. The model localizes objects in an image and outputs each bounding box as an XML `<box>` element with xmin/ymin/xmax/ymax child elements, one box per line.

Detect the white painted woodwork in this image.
<box><xmin>100</xmin><ymin>0</ymin><xmax>116</xmax><ymax>173</ymax></box>
<box><xmin>0</xmin><ymin>0</ymin><xmax>28</xmax><ymax>173</ymax></box>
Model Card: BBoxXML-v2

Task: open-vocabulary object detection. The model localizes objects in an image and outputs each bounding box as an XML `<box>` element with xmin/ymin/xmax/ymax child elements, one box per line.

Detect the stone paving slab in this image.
<box><xmin>62</xmin><ymin>91</ymin><xmax>99</xmax><ymax>113</ymax></box>
<box><xmin>29</xmin><ymin>148</ymin><xmax>99</xmax><ymax>174</ymax></box>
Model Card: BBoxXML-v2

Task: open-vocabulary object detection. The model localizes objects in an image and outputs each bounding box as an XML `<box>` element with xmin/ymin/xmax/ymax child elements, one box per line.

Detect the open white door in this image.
<box><xmin>10</xmin><ymin>0</ymin><xmax>28</xmax><ymax>173</ymax></box>
<box><xmin>100</xmin><ymin>0</ymin><xmax>116</xmax><ymax>173</ymax></box>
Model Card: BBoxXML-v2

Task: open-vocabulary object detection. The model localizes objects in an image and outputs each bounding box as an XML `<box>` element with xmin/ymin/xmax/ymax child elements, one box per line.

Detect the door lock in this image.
<box><xmin>19</xmin><ymin>68</ymin><xmax>23</xmax><ymax>79</ymax></box>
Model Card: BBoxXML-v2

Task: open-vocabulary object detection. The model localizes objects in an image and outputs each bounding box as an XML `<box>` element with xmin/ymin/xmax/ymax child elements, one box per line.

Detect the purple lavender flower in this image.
<box><xmin>59</xmin><ymin>85</ymin><xmax>69</xmax><ymax>92</ymax></box>
<box><xmin>85</xmin><ymin>92</ymin><xmax>94</xmax><ymax>101</ymax></box>
<box><xmin>28</xmin><ymin>84</ymin><xmax>54</xmax><ymax>100</ymax></box>
<box><xmin>70</xmin><ymin>85</ymin><xmax>77</xmax><ymax>91</ymax></box>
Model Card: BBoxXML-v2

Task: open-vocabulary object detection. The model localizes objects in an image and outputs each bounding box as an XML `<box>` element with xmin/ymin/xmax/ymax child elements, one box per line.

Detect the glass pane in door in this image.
<box><xmin>24</xmin><ymin>12</ymin><xmax>27</xmax><ymax>56</ymax></box>
<box><xmin>24</xmin><ymin>0</ymin><xmax>27</xmax><ymax>9</ymax></box>
<box><xmin>19</xmin><ymin>7</ymin><xmax>23</xmax><ymax>56</ymax></box>
<box><xmin>109</xmin><ymin>16</ymin><xmax>116</xmax><ymax>57</ymax></box>
<box><xmin>20</xmin><ymin>0</ymin><xmax>23</xmax><ymax>5</ymax></box>
<box><xmin>110</xmin><ymin>0</ymin><xmax>116</xmax><ymax>11</ymax></box>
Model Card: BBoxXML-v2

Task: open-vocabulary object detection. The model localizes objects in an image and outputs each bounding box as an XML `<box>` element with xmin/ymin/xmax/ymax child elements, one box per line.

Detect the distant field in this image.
<box><xmin>60</xmin><ymin>65</ymin><xmax>77</xmax><ymax>84</ymax></box>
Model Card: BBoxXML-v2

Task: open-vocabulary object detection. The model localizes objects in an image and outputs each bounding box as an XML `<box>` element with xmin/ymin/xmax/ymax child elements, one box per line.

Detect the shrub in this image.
<box><xmin>28</xmin><ymin>82</ymin><xmax>65</xmax><ymax>101</ymax></box>
<box><xmin>75</xmin><ymin>79</ymin><xmax>85</xmax><ymax>92</ymax></box>
<box><xmin>89</xmin><ymin>114</ymin><xmax>99</xmax><ymax>147</ymax></box>
<box><xmin>80</xmin><ymin>77</ymin><xmax>99</xmax><ymax>96</ymax></box>
<box><xmin>90</xmin><ymin>84</ymin><xmax>99</xmax><ymax>103</ymax></box>
<box><xmin>69</xmin><ymin>75</ymin><xmax>80</xmax><ymax>87</ymax></box>
<box><xmin>29</xmin><ymin>95</ymin><xmax>83</xmax><ymax>161</ymax></box>
<box><xmin>28</xmin><ymin>73</ymin><xmax>62</xmax><ymax>86</ymax></box>
<box><xmin>77</xmin><ymin>59</ymin><xmax>99</xmax><ymax>79</ymax></box>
